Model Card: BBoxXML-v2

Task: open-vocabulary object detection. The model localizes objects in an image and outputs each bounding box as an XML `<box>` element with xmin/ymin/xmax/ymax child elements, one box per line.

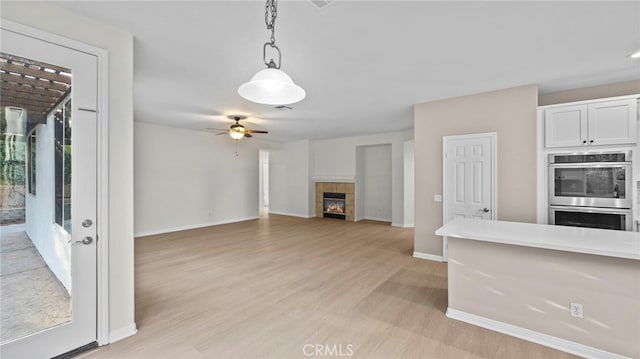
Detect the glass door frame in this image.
<box><xmin>0</xmin><ymin>19</ymin><xmax>111</xmax><ymax>350</ymax></box>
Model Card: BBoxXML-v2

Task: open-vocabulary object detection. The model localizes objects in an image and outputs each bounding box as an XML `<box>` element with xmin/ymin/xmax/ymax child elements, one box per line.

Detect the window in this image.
<box><xmin>27</xmin><ymin>131</ymin><xmax>36</xmax><ymax>195</ymax></box>
<box><xmin>55</xmin><ymin>98</ymin><xmax>72</xmax><ymax>233</ymax></box>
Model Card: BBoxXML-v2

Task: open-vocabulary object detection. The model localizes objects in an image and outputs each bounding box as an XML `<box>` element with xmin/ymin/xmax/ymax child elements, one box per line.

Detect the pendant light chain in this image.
<box><xmin>262</xmin><ymin>0</ymin><xmax>282</xmax><ymax>69</ymax></box>
<box><xmin>265</xmin><ymin>0</ymin><xmax>277</xmax><ymax>45</ymax></box>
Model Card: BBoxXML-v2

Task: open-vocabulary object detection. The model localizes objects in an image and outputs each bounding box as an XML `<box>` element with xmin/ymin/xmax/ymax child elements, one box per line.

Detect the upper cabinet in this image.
<box><xmin>587</xmin><ymin>100</ymin><xmax>637</xmax><ymax>146</ymax></box>
<box><xmin>545</xmin><ymin>98</ymin><xmax>637</xmax><ymax>148</ymax></box>
<box><xmin>545</xmin><ymin>104</ymin><xmax>588</xmax><ymax>148</ymax></box>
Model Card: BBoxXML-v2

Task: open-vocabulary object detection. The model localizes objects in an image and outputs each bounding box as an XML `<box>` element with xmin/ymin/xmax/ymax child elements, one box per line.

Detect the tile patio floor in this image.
<box><xmin>0</xmin><ymin>225</ymin><xmax>71</xmax><ymax>343</ymax></box>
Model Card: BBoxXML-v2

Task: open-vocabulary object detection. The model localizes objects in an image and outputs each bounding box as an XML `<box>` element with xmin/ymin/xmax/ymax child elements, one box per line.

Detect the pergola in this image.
<box><xmin>0</xmin><ymin>52</ymin><xmax>71</xmax><ymax>133</ymax></box>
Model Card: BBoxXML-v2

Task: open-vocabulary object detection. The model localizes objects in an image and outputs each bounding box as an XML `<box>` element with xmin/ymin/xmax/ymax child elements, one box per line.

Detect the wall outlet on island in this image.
<box><xmin>570</xmin><ymin>302</ymin><xmax>583</xmax><ymax>318</ymax></box>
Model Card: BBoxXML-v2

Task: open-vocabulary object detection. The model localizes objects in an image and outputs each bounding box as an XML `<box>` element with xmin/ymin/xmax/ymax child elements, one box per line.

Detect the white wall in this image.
<box><xmin>414</xmin><ymin>85</ymin><xmax>538</xmax><ymax>256</ymax></box>
<box><xmin>307</xmin><ymin>144</ymin><xmax>316</xmax><ymax>217</ymax></box>
<box><xmin>258</xmin><ymin>150</ymin><xmax>269</xmax><ymax>210</ymax></box>
<box><xmin>355</xmin><ymin>147</ymin><xmax>365</xmax><ymax>221</ymax></box>
<box><xmin>25</xmin><ymin>121</ymin><xmax>71</xmax><ymax>291</ymax></box>
<box><xmin>2</xmin><ymin>1</ymin><xmax>136</xmax><ymax>338</ymax></box>
<box><xmin>268</xmin><ymin>139</ymin><xmax>313</xmax><ymax>218</ymax></box>
<box><xmin>361</xmin><ymin>144</ymin><xmax>392</xmax><ymax>222</ymax></box>
<box><xmin>312</xmin><ymin>130</ymin><xmax>413</xmax><ymax>226</ymax></box>
<box><xmin>403</xmin><ymin>140</ymin><xmax>415</xmax><ymax>227</ymax></box>
<box><xmin>134</xmin><ymin>122</ymin><xmax>274</xmax><ymax>236</ymax></box>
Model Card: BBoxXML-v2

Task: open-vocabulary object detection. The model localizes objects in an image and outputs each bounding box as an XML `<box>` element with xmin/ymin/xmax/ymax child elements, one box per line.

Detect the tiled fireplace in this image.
<box><xmin>323</xmin><ymin>192</ymin><xmax>346</xmax><ymax>219</ymax></box>
<box><xmin>315</xmin><ymin>182</ymin><xmax>355</xmax><ymax>221</ymax></box>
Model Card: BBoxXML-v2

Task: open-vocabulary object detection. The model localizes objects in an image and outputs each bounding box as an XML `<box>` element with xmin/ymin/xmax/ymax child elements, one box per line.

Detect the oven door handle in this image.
<box><xmin>549</xmin><ymin>162</ymin><xmax>630</xmax><ymax>168</ymax></box>
<box><xmin>549</xmin><ymin>205</ymin><xmax>631</xmax><ymax>214</ymax></box>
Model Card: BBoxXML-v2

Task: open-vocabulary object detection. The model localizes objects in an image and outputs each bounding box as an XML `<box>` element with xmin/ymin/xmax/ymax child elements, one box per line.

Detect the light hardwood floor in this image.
<box><xmin>81</xmin><ymin>214</ymin><xmax>575</xmax><ymax>359</ymax></box>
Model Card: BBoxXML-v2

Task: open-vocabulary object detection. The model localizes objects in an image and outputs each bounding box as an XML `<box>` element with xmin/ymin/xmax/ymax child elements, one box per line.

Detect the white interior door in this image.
<box><xmin>442</xmin><ymin>133</ymin><xmax>496</xmax><ymax>260</ymax></box>
<box><xmin>1</xmin><ymin>27</ymin><xmax>98</xmax><ymax>358</ymax></box>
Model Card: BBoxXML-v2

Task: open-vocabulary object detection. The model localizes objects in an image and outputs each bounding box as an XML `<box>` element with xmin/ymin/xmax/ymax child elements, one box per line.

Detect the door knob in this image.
<box><xmin>82</xmin><ymin>219</ymin><xmax>93</xmax><ymax>228</ymax></box>
<box><xmin>482</xmin><ymin>208</ymin><xmax>490</xmax><ymax>213</ymax></box>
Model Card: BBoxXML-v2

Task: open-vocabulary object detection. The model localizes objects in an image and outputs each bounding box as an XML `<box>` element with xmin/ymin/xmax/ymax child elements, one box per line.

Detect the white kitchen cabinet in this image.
<box><xmin>545</xmin><ymin>98</ymin><xmax>637</xmax><ymax>148</ymax></box>
<box><xmin>544</xmin><ymin>105</ymin><xmax>587</xmax><ymax>148</ymax></box>
<box><xmin>587</xmin><ymin>99</ymin><xmax>637</xmax><ymax>146</ymax></box>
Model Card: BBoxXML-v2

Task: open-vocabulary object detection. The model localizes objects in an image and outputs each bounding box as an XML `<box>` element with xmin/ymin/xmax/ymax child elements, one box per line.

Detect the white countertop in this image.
<box><xmin>436</xmin><ymin>218</ymin><xmax>640</xmax><ymax>260</ymax></box>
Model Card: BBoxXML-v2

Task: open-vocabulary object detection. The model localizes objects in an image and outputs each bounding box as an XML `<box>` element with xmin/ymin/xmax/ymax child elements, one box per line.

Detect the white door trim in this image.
<box><xmin>442</xmin><ymin>132</ymin><xmax>497</xmax><ymax>261</ymax></box>
<box><xmin>1</xmin><ymin>19</ymin><xmax>111</xmax><ymax>346</ymax></box>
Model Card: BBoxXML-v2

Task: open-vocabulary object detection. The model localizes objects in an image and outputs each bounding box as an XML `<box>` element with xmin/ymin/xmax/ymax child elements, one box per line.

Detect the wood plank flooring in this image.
<box><xmin>81</xmin><ymin>214</ymin><xmax>575</xmax><ymax>358</ymax></box>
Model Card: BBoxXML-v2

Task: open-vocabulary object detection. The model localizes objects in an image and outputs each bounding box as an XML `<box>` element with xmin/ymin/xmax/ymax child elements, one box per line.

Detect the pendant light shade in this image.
<box><xmin>238</xmin><ymin>0</ymin><xmax>306</xmax><ymax>106</ymax></box>
<box><xmin>238</xmin><ymin>68</ymin><xmax>306</xmax><ymax>105</ymax></box>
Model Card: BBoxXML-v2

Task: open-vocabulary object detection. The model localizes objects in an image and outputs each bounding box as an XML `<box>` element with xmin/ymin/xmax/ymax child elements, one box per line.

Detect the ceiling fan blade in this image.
<box><xmin>215</xmin><ymin>132</ymin><xmax>229</xmax><ymax>136</ymax></box>
<box><xmin>244</xmin><ymin>133</ymin><xmax>253</xmax><ymax>138</ymax></box>
<box><xmin>245</xmin><ymin>129</ymin><xmax>269</xmax><ymax>134</ymax></box>
<box><xmin>206</xmin><ymin>128</ymin><xmax>229</xmax><ymax>131</ymax></box>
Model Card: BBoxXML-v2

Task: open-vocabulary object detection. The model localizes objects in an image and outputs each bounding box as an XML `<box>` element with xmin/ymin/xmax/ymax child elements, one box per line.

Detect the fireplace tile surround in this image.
<box><xmin>315</xmin><ymin>182</ymin><xmax>355</xmax><ymax>221</ymax></box>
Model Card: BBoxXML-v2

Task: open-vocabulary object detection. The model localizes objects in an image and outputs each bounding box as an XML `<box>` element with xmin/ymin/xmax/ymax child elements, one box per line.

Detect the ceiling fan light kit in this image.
<box><xmin>229</xmin><ymin>129</ymin><xmax>245</xmax><ymax>140</ymax></box>
<box><xmin>238</xmin><ymin>0</ymin><xmax>306</xmax><ymax>105</ymax></box>
<box><xmin>209</xmin><ymin>115</ymin><xmax>269</xmax><ymax>141</ymax></box>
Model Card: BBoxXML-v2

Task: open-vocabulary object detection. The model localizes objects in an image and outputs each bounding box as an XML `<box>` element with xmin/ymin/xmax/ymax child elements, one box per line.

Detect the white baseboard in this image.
<box><xmin>362</xmin><ymin>216</ymin><xmax>392</xmax><ymax>223</ymax></box>
<box><xmin>412</xmin><ymin>251</ymin><xmax>444</xmax><ymax>262</ymax></box>
<box><xmin>134</xmin><ymin>216</ymin><xmax>259</xmax><ymax>237</ymax></box>
<box><xmin>446</xmin><ymin>308</ymin><xmax>627</xmax><ymax>359</ymax></box>
<box><xmin>312</xmin><ymin>176</ymin><xmax>355</xmax><ymax>182</ymax></box>
<box><xmin>392</xmin><ymin>222</ymin><xmax>414</xmax><ymax>228</ymax></box>
<box><xmin>109</xmin><ymin>323</ymin><xmax>137</xmax><ymax>344</ymax></box>
<box><xmin>267</xmin><ymin>211</ymin><xmax>313</xmax><ymax>219</ymax></box>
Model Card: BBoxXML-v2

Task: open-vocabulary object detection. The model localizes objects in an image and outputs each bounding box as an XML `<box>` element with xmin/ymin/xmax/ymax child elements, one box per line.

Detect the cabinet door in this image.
<box><xmin>545</xmin><ymin>105</ymin><xmax>587</xmax><ymax>148</ymax></box>
<box><xmin>587</xmin><ymin>99</ymin><xmax>637</xmax><ymax>146</ymax></box>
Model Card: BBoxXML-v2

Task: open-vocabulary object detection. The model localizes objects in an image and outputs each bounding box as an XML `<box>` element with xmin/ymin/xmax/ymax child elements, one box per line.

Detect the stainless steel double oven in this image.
<box><xmin>548</xmin><ymin>151</ymin><xmax>633</xmax><ymax>231</ymax></box>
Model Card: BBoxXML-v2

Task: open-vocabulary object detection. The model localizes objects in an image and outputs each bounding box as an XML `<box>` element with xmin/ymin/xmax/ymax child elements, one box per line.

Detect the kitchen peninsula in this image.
<box><xmin>436</xmin><ymin>218</ymin><xmax>640</xmax><ymax>359</ymax></box>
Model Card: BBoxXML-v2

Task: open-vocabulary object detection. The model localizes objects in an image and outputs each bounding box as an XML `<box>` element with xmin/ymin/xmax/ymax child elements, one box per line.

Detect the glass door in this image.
<box><xmin>0</xmin><ymin>26</ymin><xmax>98</xmax><ymax>358</ymax></box>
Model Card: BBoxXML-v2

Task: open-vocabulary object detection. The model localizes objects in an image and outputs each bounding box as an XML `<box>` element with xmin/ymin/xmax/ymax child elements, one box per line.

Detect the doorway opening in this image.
<box><xmin>355</xmin><ymin>144</ymin><xmax>392</xmax><ymax>222</ymax></box>
<box><xmin>259</xmin><ymin>150</ymin><xmax>269</xmax><ymax>214</ymax></box>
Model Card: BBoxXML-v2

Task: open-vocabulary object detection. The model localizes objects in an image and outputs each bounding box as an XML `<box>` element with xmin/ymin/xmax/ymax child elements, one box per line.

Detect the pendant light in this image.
<box><xmin>238</xmin><ymin>0</ymin><xmax>306</xmax><ymax>105</ymax></box>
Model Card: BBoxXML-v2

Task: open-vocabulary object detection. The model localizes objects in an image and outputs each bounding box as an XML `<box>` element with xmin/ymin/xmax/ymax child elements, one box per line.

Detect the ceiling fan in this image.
<box><xmin>207</xmin><ymin>115</ymin><xmax>269</xmax><ymax>140</ymax></box>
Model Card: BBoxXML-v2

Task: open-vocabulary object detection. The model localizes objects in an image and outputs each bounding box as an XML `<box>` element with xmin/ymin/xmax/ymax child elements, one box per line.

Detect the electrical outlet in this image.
<box><xmin>434</xmin><ymin>194</ymin><xmax>442</xmax><ymax>202</ymax></box>
<box><xmin>570</xmin><ymin>302</ymin><xmax>583</xmax><ymax>318</ymax></box>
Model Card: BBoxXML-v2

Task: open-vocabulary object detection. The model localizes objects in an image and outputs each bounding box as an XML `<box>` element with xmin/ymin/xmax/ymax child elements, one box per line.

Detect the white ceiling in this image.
<box><xmin>54</xmin><ymin>1</ymin><xmax>640</xmax><ymax>141</ymax></box>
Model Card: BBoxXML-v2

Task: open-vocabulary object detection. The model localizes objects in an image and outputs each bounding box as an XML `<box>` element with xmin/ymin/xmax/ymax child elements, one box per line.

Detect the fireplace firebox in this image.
<box><xmin>323</xmin><ymin>192</ymin><xmax>346</xmax><ymax>219</ymax></box>
<box><xmin>316</xmin><ymin>182</ymin><xmax>355</xmax><ymax>221</ymax></box>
